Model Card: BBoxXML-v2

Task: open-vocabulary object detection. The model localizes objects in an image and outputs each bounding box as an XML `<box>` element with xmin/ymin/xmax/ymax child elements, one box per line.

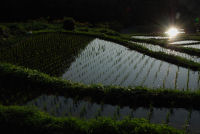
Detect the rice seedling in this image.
<box><xmin>147</xmin><ymin>104</ymin><xmax>154</xmax><ymax>122</ymax></box>
<box><xmin>184</xmin><ymin>110</ymin><xmax>192</xmax><ymax>134</ymax></box>
<box><xmin>165</xmin><ymin>110</ymin><xmax>171</xmax><ymax>125</ymax></box>
<box><xmin>0</xmin><ymin>33</ymin><xmax>93</xmax><ymax>76</ymax></box>
<box><xmin>80</xmin><ymin>104</ymin><xmax>87</xmax><ymax>118</ymax></box>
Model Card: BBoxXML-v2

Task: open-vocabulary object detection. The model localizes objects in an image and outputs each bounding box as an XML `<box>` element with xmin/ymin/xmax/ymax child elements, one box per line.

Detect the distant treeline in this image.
<box><xmin>1</xmin><ymin>0</ymin><xmax>200</xmax><ymax>31</ymax></box>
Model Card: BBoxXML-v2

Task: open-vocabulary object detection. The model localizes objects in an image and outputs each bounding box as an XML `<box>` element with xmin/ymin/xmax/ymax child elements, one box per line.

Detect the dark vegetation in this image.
<box><xmin>63</xmin><ymin>17</ymin><xmax>75</xmax><ymax>31</ymax></box>
<box><xmin>1</xmin><ymin>0</ymin><xmax>200</xmax><ymax>33</ymax></box>
<box><xmin>0</xmin><ymin>105</ymin><xmax>184</xmax><ymax>134</ymax></box>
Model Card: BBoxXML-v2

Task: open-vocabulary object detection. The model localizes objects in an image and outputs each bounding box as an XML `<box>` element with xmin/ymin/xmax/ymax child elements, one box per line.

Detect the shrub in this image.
<box><xmin>63</xmin><ymin>17</ymin><xmax>75</xmax><ymax>31</ymax></box>
<box><xmin>27</xmin><ymin>21</ymin><xmax>49</xmax><ymax>31</ymax></box>
<box><xmin>7</xmin><ymin>24</ymin><xmax>26</xmax><ymax>35</ymax></box>
<box><xmin>0</xmin><ymin>25</ymin><xmax>10</xmax><ymax>38</ymax></box>
<box><xmin>98</xmin><ymin>28</ymin><xmax>120</xmax><ymax>36</ymax></box>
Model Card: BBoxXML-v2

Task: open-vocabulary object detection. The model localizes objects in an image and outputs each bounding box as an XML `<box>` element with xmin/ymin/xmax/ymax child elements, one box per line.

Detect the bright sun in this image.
<box><xmin>165</xmin><ymin>27</ymin><xmax>179</xmax><ymax>38</ymax></box>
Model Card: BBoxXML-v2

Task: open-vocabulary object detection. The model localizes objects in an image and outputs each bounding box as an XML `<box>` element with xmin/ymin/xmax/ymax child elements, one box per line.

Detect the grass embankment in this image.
<box><xmin>1</xmin><ymin>63</ymin><xmax>200</xmax><ymax>109</ymax></box>
<box><xmin>0</xmin><ymin>33</ymin><xmax>93</xmax><ymax>76</ymax></box>
<box><xmin>0</xmin><ymin>105</ymin><xmax>184</xmax><ymax>134</ymax></box>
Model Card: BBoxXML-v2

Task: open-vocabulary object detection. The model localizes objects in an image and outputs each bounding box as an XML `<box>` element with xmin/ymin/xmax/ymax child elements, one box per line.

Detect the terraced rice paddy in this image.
<box><xmin>170</xmin><ymin>40</ymin><xmax>200</xmax><ymax>45</ymax></box>
<box><xmin>2</xmin><ymin>33</ymin><xmax>200</xmax><ymax>133</ymax></box>
<box><xmin>63</xmin><ymin>39</ymin><xmax>200</xmax><ymax>90</ymax></box>
<box><xmin>132</xmin><ymin>36</ymin><xmax>169</xmax><ymax>40</ymax></box>
<box><xmin>26</xmin><ymin>95</ymin><xmax>200</xmax><ymax>133</ymax></box>
<box><xmin>184</xmin><ymin>44</ymin><xmax>200</xmax><ymax>49</ymax></box>
<box><xmin>131</xmin><ymin>41</ymin><xmax>200</xmax><ymax>63</ymax></box>
<box><xmin>1</xmin><ymin>33</ymin><xmax>200</xmax><ymax>90</ymax></box>
<box><xmin>0</xmin><ymin>33</ymin><xmax>93</xmax><ymax>76</ymax></box>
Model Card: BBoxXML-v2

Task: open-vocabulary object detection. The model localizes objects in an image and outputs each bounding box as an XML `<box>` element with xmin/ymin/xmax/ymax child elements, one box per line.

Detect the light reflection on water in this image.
<box><xmin>184</xmin><ymin>44</ymin><xmax>200</xmax><ymax>49</ymax></box>
<box><xmin>170</xmin><ymin>40</ymin><xmax>200</xmax><ymax>45</ymax></box>
<box><xmin>132</xmin><ymin>36</ymin><xmax>169</xmax><ymax>40</ymax></box>
<box><xmin>131</xmin><ymin>41</ymin><xmax>200</xmax><ymax>63</ymax></box>
<box><xmin>62</xmin><ymin>39</ymin><xmax>200</xmax><ymax>90</ymax></box>
<box><xmin>27</xmin><ymin>95</ymin><xmax>200</xmax><ymax>134</ymax></box>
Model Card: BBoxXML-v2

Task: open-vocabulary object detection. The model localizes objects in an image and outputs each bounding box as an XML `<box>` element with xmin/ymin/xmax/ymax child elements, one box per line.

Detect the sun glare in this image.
<box><xmin>165</xmin><ymin>27</ymin><xmax>179</xmax><ymax>38</ymax></box>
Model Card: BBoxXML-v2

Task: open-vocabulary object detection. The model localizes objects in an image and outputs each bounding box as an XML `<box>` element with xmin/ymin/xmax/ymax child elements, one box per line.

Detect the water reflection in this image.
<box><xmin>131</xmin><ymin>41</ymin><xmax>200</xmax><ymax>63</ymax></box>
<box><xmin>62</xmin><ymin>39</ymin><xmax>200</xmax><ymax>90</ymax></box>
<box><xmin>132</xmin><ymin>36</ymin><xmax>169</xmax><ymax>40</ymax></box>
<box><xmin>170</xmin><ymin>40</ymin><xmax>200</xmax><ymax>45</ymax></box>
<box><xmin>184</xmin><ymin>44</ymin><xmax>200</xmax><ymax>49</ymax></box>
<box><xmin>27</xmin><ymin>95</ymin><xmax>200</xmax><ymax>133</ymax></box>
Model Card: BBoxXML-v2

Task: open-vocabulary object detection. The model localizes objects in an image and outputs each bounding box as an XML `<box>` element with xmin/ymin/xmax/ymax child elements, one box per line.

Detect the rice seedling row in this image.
<box><xmin>0</xmin><ymin>33</ymin><xmax>93</xmax><ymax>76</ymax></box>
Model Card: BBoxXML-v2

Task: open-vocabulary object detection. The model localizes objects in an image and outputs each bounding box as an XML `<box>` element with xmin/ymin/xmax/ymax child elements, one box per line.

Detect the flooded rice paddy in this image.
<box><xmin>132</xmin><ymin>36</ymin><xmax>169</xmax><ymax>40</ymax></box>
<box><xmin>170</xmin><ymin>40</ymin><xmax>200</xmax><ymax>45</ymax></box>
<box><xmin>184</xmin><ymin>44</ymin><xmax>200</xmax><ymax>49</ymax></box>
<box><xmin>27</xmin><ymin>95</ymin><xmax>200</xmax><ymax>133</ymax></box>
<box><xmin>63</xmin><ymin>39</ymin><xmax>200</xmax><ymax>90</ymax></box>
<box><xmin>131</xmin><ymin>41</ymin><xmax>200</xmax><ymax>63</ymax></box>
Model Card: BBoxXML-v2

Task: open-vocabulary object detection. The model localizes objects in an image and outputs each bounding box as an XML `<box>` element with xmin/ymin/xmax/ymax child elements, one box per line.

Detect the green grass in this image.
<box><xmin>0</xmin><ymin>105</ymin><xmax>184</xmax><ymax>134</ymax></box>
<box><xmin>1</xmin><ymin>63</ymin><xmax>200</xmax><ymax>109</ymax></box>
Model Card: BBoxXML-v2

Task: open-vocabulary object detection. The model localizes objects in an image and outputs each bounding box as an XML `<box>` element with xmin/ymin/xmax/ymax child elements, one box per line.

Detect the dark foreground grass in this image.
<box><xmin>1</xmin><ymin>63</ymin><xmax>200</xmax><ymax>109</ymax></box>
<box><xmin>0</xmin><ymin>105</ymin><xmax>184</xmax><ymax>134</ymax></box>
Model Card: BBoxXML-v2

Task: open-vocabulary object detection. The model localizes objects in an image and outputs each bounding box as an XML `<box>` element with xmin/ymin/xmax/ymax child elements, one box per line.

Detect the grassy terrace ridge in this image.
<box><xmin>0</xmin><ymin>105</ymin><xmax>184</xmax><ymax>134</ymax></box>
<box><xmin>28</xmin><ymin>30</ymin><xmax>200</xmax><ymax>71</ymax></box>
<box><xmin>1</xmin><ymin>63</ymin><xmax>200</xmax><ymax>109</ymax></box>
<box><xmin>130</xmin><ymin>36</ymin><xmax>200</xmax><ymax>57</ymax></box>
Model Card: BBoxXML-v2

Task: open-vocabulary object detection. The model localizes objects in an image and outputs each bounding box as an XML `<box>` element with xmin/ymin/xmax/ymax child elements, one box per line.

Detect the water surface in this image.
<box><xmin>131</xmin><ymin>41</ymin><xmax>200</xmax><ymax>63</ymax></box>
<box><xmin>184</xmin><ymin>44</ymin><xmax>200</xmax><ymax>49</ymax></box>
<box><xmin>27</xmin><ymin>95</ymin><xmax>200</xmax><ymax>133</ymax></box>
<box><xmin>170</xmin><ymin>40</ymin><xmax>200</xmax><ymax>45</ymax></box>
<box><xmin>132</xmin><ymin>36</ymin><xmax>169</xmax><ymax>40</ymax></box>
<box><xmin>62</xmin><ymin>39</ymin><xmax>200</xmax><ymax>90</ymax></box>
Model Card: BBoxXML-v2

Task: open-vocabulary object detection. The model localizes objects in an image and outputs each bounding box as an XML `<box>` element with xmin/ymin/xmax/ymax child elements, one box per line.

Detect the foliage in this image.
<box><xmin>7</xmin><ymin>23</ymin><xmax>27</xmax><ymax>35</ymax></box>
<box><xmin>63</xmin><ymin>17</ymin><xmax>75</xmax><ymax>31</ymax></box>
<box><xmin>0</xmin><ymin>105</ymin><xmax>184</xmax><ymax>134</ymax></box>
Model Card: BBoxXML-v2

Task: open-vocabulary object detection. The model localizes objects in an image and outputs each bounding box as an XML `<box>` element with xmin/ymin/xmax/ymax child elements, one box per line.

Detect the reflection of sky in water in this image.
<box><xmin>132</xmin><ymin>36</ymin><xmax>169</xmax><ymax>39</ymax></box>
<box><xmin>184</xmin><ymin>44</ymin><xmax>200</xmax><ymax>49</ymax></box>
<box><xmin>131</xmin><ymin>41</ymin><xmax>200</xmax><ymax>63</ymax></box>
<box><xmin>170</xmin><ymin>40</ymin><xmax>200</xmax><ymax>45</ymax></box>
<box><xmin>62</xmin><ymin>39</ymin><xmax>200</xmax><ymax>90</ymax></box>
<box><xmin>27</xmin><ymin>95</ymin><xmax>200</xmax><ymax>133</ymax></box>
